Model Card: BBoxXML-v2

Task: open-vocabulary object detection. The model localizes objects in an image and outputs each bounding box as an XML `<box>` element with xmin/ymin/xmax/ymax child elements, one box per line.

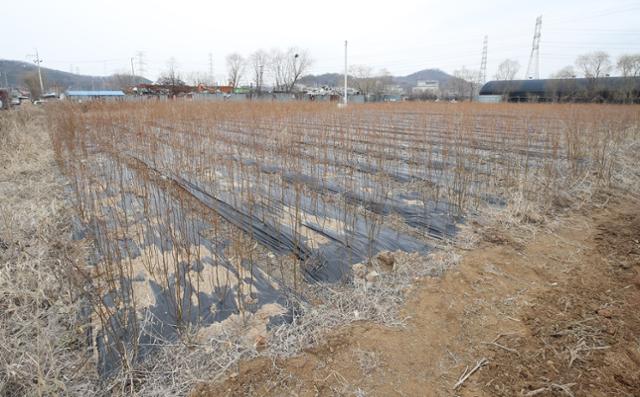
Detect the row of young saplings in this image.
<box><xmin>49</xmin><ymin>101</ymin><xmax>638</xmax><ymax>377</ymax></box>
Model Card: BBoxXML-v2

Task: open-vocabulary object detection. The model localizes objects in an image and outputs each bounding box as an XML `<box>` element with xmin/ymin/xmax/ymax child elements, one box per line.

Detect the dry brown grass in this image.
<box><xmin>0</xmin><ymin>108</ymin><xmax>98</xmax><ymax>396</ymax></box>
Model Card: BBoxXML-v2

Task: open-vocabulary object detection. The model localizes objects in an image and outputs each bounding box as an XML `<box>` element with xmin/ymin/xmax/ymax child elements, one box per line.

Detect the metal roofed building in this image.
<box><xmin>479</xmin><ymin>77</ymin><xmax>640</xmax><ymax>103</ymax></box>
<box><xmin>412</xmin><ymin>80</ymin><xmax>440</xmax><ymax>95</ymax></box>
<box><xmin>64</xmin><ymin>90</ymin><xmax>126</xmax><ymax>101</ymax></box>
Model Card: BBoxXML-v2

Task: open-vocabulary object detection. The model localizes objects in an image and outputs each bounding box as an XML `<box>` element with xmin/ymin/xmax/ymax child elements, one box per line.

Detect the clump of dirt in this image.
<box><xmin>595</xmin><ymin>210</ymin><xmax>640</xmax><ymax>269</ymax></box>
<box><xmin>481</xmin><ymin>226</ymin><xmax>525</xmax><ymax>250</ymax></box>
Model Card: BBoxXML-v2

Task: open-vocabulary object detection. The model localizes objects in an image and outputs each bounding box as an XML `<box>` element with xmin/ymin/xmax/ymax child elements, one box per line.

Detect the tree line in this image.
<box><xmin>155</xmin><ymin>48</ymin><xmax>313</xmax><ymax>93</ymax></box>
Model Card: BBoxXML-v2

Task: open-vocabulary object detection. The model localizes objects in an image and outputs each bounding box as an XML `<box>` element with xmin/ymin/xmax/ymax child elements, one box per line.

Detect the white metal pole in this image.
<box><xmin>344</xmin><ymin>40</ymin><xmax>348</xmax><ymax>106</ymax></box>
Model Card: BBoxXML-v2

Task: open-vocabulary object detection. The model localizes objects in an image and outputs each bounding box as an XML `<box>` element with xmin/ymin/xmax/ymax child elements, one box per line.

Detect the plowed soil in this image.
<box><xmin>193</xmin><ymin>190</ymin><xmax>640</xmax><ymax>397</ymax></box>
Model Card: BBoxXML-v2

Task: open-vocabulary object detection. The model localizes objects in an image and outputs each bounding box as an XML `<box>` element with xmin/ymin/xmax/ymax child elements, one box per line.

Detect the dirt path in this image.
<box><xmin>192</xmin><ymin>190</ymin><xmax>640</xmax><ymax>397</ymax></box>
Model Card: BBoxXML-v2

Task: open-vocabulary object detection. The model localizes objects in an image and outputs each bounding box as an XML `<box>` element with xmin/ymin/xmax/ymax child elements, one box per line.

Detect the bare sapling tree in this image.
<box><xmin>226</xmin><ymin>53</ymin><xmax>245</xmax><ymax>88</ymax></box>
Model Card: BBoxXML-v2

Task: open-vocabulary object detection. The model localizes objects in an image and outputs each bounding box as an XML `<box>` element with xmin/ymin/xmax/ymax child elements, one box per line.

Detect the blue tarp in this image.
<box><xmin>66</xmin><ymin>90</ymin><xmax>125</xmax><ymax>97</ymax></box>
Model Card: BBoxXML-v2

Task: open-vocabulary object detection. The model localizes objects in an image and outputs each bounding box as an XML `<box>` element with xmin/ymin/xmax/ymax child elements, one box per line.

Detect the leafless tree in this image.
<box><xmin>449</xmin><ymin>67</ymin><xmax>479</xmax><ymax>100</ymax></box>
<box><xmin>268</xmin><ymin>47</ymin><xmax>312</xmax><ymax>92</ymax></box>
<box><xmin>494</xmin><ymin>59</ymin><xmax>520</xmax><ymax>80</ymax></box>
<box><xmin>158</xmin><ymin>57</ymin><xmax>184</xmax><ymax>86</ymax></box>
<box><xmin>617</xmin><ymin>53</ymin><xmax>640</xmax><ymax>103</ymax></box>
<box><xmin>617</xmin><ymin>54</ymin><xmax>640</xmax><ymax>78</ymax></box>
<box><xmin>575</xmin><ymin>51</ymin><xmax>612</xmax><ymax>101</ymax></box>
<box><xmin>248</xmin><ymin>50</ymin><xmax>269</xmax><ymax>93</ymax></box>
<box><xmin>349</xmin><ymin>65</ymin><xmax>377</xmax><ymax>95</ymax></box>
<box><xmin>546</xmin><ymin>66</ymin><xmax>578</xmax><ymax>101</ymax></box>
<box><xmin>347</xmin><ymin>66</ymin><xmax>393</xmax><ymax>99</ymax></box>
<box><xmin>575</xmin><ymin>51</ymin><xmax>612</xmax><ymax>79</ymax></box>
<box><xmin>551</xmin><ymin>66</ymin><xmax>577</xmax><ymax>79</ymax></box>
<box><xmin>283</xmin><ymin>48</ymin><xmax>312</xmax><ymax>92</ymax></box>
<box><xmin>372</xmin><ymin>69</ymin><xmax>393</xmax><ymax>98</ymax></box>
<box><xmin>268</xmin><ymin>48</ymin><xmax>286</xmax><ymax>91</ymax></box>
<box><xmin>226</xmin><ymin>53</ymin><xmax>245</xmax><ymax>88</ymax></box>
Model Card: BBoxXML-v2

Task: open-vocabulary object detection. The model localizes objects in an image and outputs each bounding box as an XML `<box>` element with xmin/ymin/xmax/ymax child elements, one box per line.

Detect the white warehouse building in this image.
<box><xmin>412</xmin><ymin>80</ymin><xmax>440</xmax><ymax>94</ymax></box>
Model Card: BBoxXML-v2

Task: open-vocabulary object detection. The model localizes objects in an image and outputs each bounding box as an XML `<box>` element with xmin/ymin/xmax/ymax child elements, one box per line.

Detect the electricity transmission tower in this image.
<box><xmin>208</xmin><ymin>52</ymin><xmax>214</xmax><ymax>84</ymax></box>
<box><xmin>135</xmin><ymin>51</ymin><xmax>146</xmax><ymax>78</ymax></box>
<box><xmin>479</xmin><ymin>35</ymin><xmax>488</xmax><ymax>85</ymax></box>
<box><xmin>526</xmin><ymin>16</ymin><xmax>542</xmax><ymax>79</ymax></box>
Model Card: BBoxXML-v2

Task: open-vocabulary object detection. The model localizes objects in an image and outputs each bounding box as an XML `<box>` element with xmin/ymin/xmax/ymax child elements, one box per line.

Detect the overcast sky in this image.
<box><xmin>3</xmin><ymin>0</ymin><xmax>640</xmax><ymax>82</ymax></box>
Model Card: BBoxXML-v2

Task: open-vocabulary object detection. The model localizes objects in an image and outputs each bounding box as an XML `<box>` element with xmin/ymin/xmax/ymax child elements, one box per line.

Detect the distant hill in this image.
<box><xmin>300</xmin><ymin>69</ymin><xmax>457</xmax><ymax>90</ymax></box>
<box><xmin>0</xmin><ymin>59</ymin><xmax>151</xmax><ymax>92</ymax></box>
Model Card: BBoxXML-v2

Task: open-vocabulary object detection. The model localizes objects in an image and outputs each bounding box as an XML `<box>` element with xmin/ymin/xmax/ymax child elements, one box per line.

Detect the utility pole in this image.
<box><xmin>344</xmin><ymin>40</ymin><xmax>348</xmax><ymax>106</ymax></box>
<box><xmin>526</xmin><ymin>16</ymin><xmax>542</xmax><ymax>79</ymax></box>
<box><xmin>259</xmin><ymin>63</ymin><xmax>264</xmax><ymax>94</ymax></box>
<box><xmin>130</xmin><ymin>57</ymin><xmax>136</xmax><ymax>82</ymax></box>
<box><xmin>479</xmin><ymin>35</ymin><xmax>488</xmax><ymax>85</ymax></box>
<box><xmin>27</xmin><ymin>49</ymin><xmax>45</xmax><ymax>94</ymax></box>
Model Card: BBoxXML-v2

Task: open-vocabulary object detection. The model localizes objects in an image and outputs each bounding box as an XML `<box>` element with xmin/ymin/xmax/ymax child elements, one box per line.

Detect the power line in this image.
<box><xmin>545</xmin><ymin>3</ymin><xmax>640</xmax><ymax>25</ymax></box>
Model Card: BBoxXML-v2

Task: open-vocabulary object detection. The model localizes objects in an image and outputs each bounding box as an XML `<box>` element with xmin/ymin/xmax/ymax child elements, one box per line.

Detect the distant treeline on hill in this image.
<box><xmin>0</xmin><ymin>60</ymin><xmax>151</xmax><ymax>97</ymax></box>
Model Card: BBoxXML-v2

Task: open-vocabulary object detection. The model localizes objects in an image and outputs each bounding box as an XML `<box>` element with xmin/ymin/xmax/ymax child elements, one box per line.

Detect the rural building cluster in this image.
<box><xmin>3</xmin><ymin>72</ymin><xmax>639</xmax><ymax>107</ymax></box>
